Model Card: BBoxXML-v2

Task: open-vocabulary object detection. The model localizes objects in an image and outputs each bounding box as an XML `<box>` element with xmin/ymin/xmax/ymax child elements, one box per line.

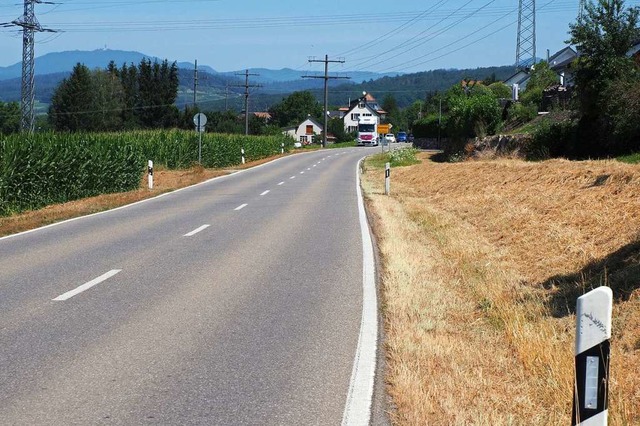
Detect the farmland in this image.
<box><xmin>0</xmin><ymin>130</ymin><xmax>291</xmax><ymax>216</ymax></box>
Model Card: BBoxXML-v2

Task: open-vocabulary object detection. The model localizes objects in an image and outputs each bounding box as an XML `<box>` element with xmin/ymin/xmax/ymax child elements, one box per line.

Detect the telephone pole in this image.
<box><xmin>233</xmin><ymin>70</ymin><xmax>261</xmax><ymax>135</ymax></box>
<box><xmin>2</xmin><ymin>0</ymin><xmax>55</xmax><ymax>133</ymax></box>
<box><xmin>303</xmin><ymin>55</ymin><xmax>350</xmax><ymax>148</ymax></box>
<box><xmin>515</xmin><ymin>0</ymin><xmax>536</xmax><ymax>71</ymax></box>
<box><xmin>193</xmin><ymin>59</ymin><xmax>198</xmax><ymax>108</ymax></box>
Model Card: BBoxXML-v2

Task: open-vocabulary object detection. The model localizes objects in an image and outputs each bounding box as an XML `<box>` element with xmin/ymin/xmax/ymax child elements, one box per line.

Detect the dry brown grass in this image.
<box><xmin>362</xmin><ymin>153</ymin><xmax>640</xmax><ymax>425</ymax></box>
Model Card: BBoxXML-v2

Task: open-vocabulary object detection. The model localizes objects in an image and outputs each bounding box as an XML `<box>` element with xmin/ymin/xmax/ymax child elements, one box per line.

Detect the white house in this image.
<box><xmin>504</xmin><ymin>69</ymin><xmax>531</xmax><ymax>98</ymax></box>
<box><xmin>284</xmin><ymin>116</ymin><xmax>323</xmax><ymax>144</ymax></box>
<box><xmin>339</xmin><ymin>93</ymin><xmax>387</xmax><ymax>133</ymax></box>
<box><xmin>549</xmin><ymin>46</ymin><xmax>578</xmax><ymax>86</ymax></box>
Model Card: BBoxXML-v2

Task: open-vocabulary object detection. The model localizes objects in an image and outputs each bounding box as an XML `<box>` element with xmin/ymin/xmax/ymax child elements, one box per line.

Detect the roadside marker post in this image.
<box><xmin>385</xmin><ymin>162</ymin><xmax>390</xmax><ymax>195</ymax></box>
<box><xmin>281</xmin><ymin>142</ymin><xmax>284</xmax><ymax>154</ymax></box>
<box><xmin>241</xmin><ymin>148</ymin><xmax>245</xmax><ymax>165</ymax></box>
<box><xmin>573</xmin><ymin>286</ymin><xmax>613</xmax><ymax>426</ymax></box>
<box><xmin>148</xmin><ymin>160</ymin><xmax>154</xmax><ymax>190</ymax></box>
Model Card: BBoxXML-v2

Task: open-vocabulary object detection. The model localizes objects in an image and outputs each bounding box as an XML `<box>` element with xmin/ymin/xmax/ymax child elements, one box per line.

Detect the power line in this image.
<box><xmin>302</xmin><ymin>55</ymin><xmax>350</xmax><ymax>148</ymax></box>
<box><xmin>232</xmin><ymin>69</ymin><xmax>261</xmax><ymax>135</ymax></box>
<box><xmin>332</xmin><ymin>0</ymin><xmax>447</xmax><ymax>58</ymax></box>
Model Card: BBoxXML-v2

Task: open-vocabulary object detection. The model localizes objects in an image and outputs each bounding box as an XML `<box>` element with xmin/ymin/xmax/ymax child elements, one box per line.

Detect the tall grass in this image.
<box><xmin>0</xmin><ymin>130</ymin><xmax>292</xmax><ymax>216</ymax></box>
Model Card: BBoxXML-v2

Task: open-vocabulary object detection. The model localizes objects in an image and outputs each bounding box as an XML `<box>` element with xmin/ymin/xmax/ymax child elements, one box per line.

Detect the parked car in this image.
<box><xmin>397</xmin><ymin>131</ymin><xmax>407</xmax><ymax>142</ymax></box>
<box><xmin>384</xmin><ymin>133</ymin><xmax>396</xmax><ymax>144</ymax></box>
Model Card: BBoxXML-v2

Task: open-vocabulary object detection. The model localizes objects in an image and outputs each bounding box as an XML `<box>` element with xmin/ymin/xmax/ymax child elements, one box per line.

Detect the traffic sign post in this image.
<box><xmin>193</xmin><ymin>113</ymin><xmax>207</xmax><ymax>164</ymax></box>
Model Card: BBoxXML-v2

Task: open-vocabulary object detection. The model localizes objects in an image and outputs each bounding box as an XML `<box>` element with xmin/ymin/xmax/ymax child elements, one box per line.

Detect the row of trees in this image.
<box><xmin>0</xmin><ymin>101</ymin><xmax>20</xmax><ymax>135</ymax></box>
<box><xmin>404</xmin><ymin>0</ymin><xmax>639</xmax><ymax>159</ymax></box>
<box><xmin>49</xmin><ymin>59</ymin><xmax>180</xmax><ymax>131</ymax></box>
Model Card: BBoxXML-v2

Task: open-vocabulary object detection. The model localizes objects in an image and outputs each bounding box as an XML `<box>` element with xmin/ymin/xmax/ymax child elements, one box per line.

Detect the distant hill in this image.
<box><xmin>0</xmin><ymin>49</ymin><xmax>210</xmax><ymax>81</ymax></box>
<box><xmin>218</xmin><ymin>68</ymin><xmax>400</xmax><ymax>85</ymax></box>
<box><xmin>0</xmin><ymin>48</ymin><xmax>517</xmax><ymax>113</ymax></box>
<box><xmin>0</xmin><ymin>49</ymin><xmax>394</xmax><ymax>84</ymax></box>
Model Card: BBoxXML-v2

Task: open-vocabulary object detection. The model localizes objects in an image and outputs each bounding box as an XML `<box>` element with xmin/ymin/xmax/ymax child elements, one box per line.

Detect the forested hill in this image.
<box><xmin>214</xmin><ymin>64</ymin><xmax>517</xmax><ymax>111</ymax></box>
<box><xmin>327</xmin><ymin>65</ymin><xmax>516</xmax><ymax>107</ymax></box>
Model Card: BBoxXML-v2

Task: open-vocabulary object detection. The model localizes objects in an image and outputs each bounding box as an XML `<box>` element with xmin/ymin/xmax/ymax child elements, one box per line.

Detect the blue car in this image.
<box><xmin>397</xmin><ymin>131</ymin><xmax>407</xmax><ymax>142</ymax></box>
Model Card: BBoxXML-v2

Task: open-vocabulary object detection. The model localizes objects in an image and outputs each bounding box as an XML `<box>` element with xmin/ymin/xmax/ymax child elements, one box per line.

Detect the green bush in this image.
<box><xmin>527</xmin><ymin>118</ymin><xmax>579</xmax><ymax>160</ymax></box>
<box><xmin>413</xmin><ymin>114</ymin><xmax>447</xmax><ymax>139</ymax></box>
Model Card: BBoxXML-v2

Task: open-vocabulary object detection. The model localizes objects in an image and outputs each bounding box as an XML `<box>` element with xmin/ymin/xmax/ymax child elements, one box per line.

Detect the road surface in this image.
<box><xmin>0</xmin><ymin>147</ymin><xmax>381</xmax><ymax>425</ymax></box>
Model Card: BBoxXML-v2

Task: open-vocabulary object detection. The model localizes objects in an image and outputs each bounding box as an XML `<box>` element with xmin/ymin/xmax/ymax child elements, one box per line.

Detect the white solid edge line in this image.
<box><xmin>53</xmin><ymin>269</ymin><xmax>121</xmax><ymax>301</ymax></box>
<box><xmin>342</xmin><ymin>158</ymin><xmax>377</xmax><ymax>426</ymax></box>
<box><xmin>234</xmin><ymin>203</ymin><xmax>248</xmax><ymax>211</ymax></box>
<box><xmin>260</xmin><ymin>190</ymin><xmax>270</xmax><ymax>196</ymax></box>
<box><xmin>0</xmin><ymin>152</ymin><xmax>312</xmax><ymax>243</ymax></box>
<box><xmin>184</xmin><ymin>224</ymin><xmax>210</xmax><ymax>237</ymax></box>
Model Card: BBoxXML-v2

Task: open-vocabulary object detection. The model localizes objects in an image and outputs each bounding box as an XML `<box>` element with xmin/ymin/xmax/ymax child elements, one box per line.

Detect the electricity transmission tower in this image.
<box><xmin>578</xmin><ymin>0</ymin><xmax>587</xmax><ymax>19</ymax></box>
<box><xmin>515</xmin><ymin>0</ymin><xmax>536</xmax><ymax>71</ymax></box>
<box><xmin>2</xmin><ymin>1</ymin><xmax>55</xmax><ymax>132</ymax></box>
<box><xmin>303</xmin><ymin>55</ymin><xmax>350</xmax><ymax>148</ymax></box>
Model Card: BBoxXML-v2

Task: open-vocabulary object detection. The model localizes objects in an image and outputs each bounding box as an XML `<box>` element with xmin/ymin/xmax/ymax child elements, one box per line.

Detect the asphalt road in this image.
<box><xmin>0</xmin><ymin>147</ymin><xmax>381</xmax><ymax>425</ymax></box>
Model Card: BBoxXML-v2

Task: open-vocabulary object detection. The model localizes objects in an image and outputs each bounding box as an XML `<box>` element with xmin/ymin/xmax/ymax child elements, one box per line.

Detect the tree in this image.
<box><xmin>0</xmin><ymin>101</ymin><xmax>20</xmax><ymax>134</ymax></box>
<box><xmin>89</xmin><ymin>69</ymin><xmax>124</xmax><ymax>131</ymax></box>
<box><xmin>136</xmin><ymin>59</ymin><xmax>179</xmax><ymax>128</ymax></box>
<box><xmin>49</xmin><ymin>63</ymin><xmax>93</xmax><ymax>131</ymax></box>
<box><xmin>569</xmin><ymin>0</ymin><xmax>640</xmax><ymax>155</ymax></box>
<box><xmin>327</xmin><ymin>117</ymin><xmax>353</xmax><ymax>142</ymax></box>
<box><xmin>520</xmin><ymin>61</ymin><xmax>559</xmax><ymax>109</ymax></box>
<box><xmin>444</xmin><ymin>83</ymin><xmax>501</xmax><ymax>154</ymax></box>
<box><xmin>269</xmin><ymin>91</ymin><xmax>322</xmax><ymax>128</ymax></box>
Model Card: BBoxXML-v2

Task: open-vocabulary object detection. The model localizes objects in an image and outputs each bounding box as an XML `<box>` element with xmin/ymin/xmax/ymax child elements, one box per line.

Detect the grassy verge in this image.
<box><xmin>617</xmin><ymin>153</ymin><xmax>640</xmax><ymax>164</ymax></box>
<box><xmin>361</xmin><ymin>153</ymin><xmax>640</xmax><ymax>424</ymax></box>
<box><xmin>0</xmin><ymin>148</ymin><xmax>303</xmax><ymax>238</ymax></box>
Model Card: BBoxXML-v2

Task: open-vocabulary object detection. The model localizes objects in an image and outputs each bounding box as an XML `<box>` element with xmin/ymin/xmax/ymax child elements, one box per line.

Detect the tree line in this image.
<box><xmin>48</xmin><ymin>59</ymin><xmax>180</xmax><ymax>132</ymax></box>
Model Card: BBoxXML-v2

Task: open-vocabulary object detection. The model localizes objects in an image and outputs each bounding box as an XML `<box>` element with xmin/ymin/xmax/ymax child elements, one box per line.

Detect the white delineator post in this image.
<box><xmin>241</xmin><ymin>148</ymin><xmax>245</xmax><ymax>165</ymax></box>
<box><xmin>384</xmin><ymin>162</ymin><xmax>390</xmax><ymax>195</ymax></box>
<box><xmin>281</xmin><ymin>142</ymin><xmax>284</xmax><ymax>154</ymax></box>
<box><xmin>573</xmin><ymin>286</ymin><xmax>613</xmax><ymax>426</ymax></box>
<box><xmin>148</xmin><ymin>160</ymin><xmax>154</xmax><ymax>190</ymax></box>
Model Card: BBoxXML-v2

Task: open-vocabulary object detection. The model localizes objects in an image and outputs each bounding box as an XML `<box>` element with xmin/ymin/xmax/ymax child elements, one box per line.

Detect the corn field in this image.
<box><xmin>0</xmin><ymin>130</ymin><xmax>292</xmax><ymax>216</ymax></box>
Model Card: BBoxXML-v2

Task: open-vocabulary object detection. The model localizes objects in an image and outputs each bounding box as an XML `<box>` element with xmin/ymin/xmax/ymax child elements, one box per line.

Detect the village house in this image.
<box><xmin>339</xmin><ymin>93</ymin><xmax>387</xmax><ymax>133</ymax></box>
<box><xmin>283</xmin><ymin>116</ymin><xmax>323</xmax><ymax>144</ymax></box>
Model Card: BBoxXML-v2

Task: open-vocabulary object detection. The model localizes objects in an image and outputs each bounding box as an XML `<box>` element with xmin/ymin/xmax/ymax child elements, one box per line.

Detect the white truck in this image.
<box><xmin>356</xmin><ymin>116</ymin><xmax>378</xmax><ymax>146</ymax></box>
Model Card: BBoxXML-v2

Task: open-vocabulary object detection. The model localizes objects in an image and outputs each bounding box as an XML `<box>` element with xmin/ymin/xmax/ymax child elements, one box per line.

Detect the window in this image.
<box><xmin>306</xmin><ymin>125</ymin><xmax>314</xmax><ymax>135</ymax></box>
<box><xmin>300</xmin><ymin>136</ymin><xmax>308</xmax><ymax>143</ymax></box>
<box><xmin>351</xmin><ymin>113</ymin><xmax>360</xmax><ymax>121</ymax></box>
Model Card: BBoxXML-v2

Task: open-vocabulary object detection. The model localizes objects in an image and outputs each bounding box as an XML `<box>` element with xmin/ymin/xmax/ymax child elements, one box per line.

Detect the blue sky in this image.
<box><xmin>1</xmin><ymin>0</ymin><xmax>637</xmax><ymax>73</ymax></box>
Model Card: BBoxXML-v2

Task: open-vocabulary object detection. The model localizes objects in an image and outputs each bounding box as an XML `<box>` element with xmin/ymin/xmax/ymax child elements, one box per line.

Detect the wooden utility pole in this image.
<box><xmin>303</xmin><ymin>55</ymin><xmax>350</xmax><ymax>147</ymax></box>
<box><xmin>234</xmin><ymin>70</ymin><xmax>261</xmax><ymax>135</ymax></box>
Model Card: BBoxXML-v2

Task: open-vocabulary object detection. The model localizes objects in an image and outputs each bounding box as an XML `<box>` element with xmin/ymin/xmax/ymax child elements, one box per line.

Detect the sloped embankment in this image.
<box><xmin>361</xmin><ymin>153</ymin><xmax>640</xmax><ymax>424</ymax></box>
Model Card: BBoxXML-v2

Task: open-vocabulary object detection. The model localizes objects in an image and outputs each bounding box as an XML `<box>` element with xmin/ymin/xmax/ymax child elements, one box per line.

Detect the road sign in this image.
<box><xmin>378</xmin><ymin>124</ymin><xmax>392</xmax><ymax>134</ymax></box>
<box><xmin>193</xmin><ymin>113</ymin><xmax>207</xmax><ymax>127</ymax></box>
